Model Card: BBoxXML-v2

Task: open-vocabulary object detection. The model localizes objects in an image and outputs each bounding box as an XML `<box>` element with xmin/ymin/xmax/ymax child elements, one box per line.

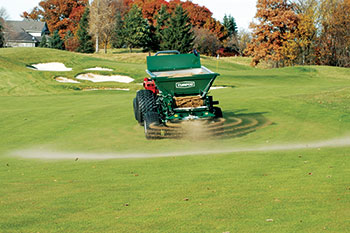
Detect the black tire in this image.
<box><xmin>133</xmin><ymin>98</ymin><xmax>140</xmax><ymax>122</ymax></box>
<box><xmin>136</xmin><ymin>90</ymin><xmax>157</xmax><ymax>125</ymax></box>
<box><xmin>144</xmin><ymin>111</ymin><xmax>160</xmax><ymax>139</ymax></box>
<box><xmin>213</xmin><ymin>107</ymin><xmax>223</xmax><ymax>118</ymax></box>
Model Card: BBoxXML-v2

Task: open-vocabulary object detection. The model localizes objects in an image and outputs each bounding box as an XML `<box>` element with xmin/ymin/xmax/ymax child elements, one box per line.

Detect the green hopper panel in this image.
<box><xmin>150</xmin><ymin>74</ymin><xmax>218</xmax><ymax>96</ymax></box>
<box><xmin>146</xmin><ymin>52</ymin><xmax>219</xmax><ymax>97</ymax></box>
<box><xmin>147</xmin><ymin>54</ymin><xmax>201</xmax><ymax>72</ymax></box>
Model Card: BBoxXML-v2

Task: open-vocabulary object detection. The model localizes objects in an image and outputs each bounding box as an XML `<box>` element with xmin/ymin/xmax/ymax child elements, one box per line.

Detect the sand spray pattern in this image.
<box><xmin>10</xmin><ymin>136</ymin><xmax>350</xmax><ymax>160</ymax></box>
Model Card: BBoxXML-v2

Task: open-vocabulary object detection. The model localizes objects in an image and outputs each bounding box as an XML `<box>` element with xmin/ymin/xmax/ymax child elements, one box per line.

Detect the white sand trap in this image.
<box><xmin>76</xmin><ymin>73</ymin><xmax>134</xmax><ymax>83</ymax></box>
<box><xmin>55</xmin><ymin>77</ymin><xmax>80</xmax><ymax>83</ymax></box>
<box><xmin>211</xmin><ymin>86</ymin><xmax>228</xmax><ymax>90</ymax></box>
<box><xmin>85</xmin><ymin>67</ymin><xmax>113</xmax><ymax>71</ymax></box>
<box><xmin>30</xmin><ymin>62</ymin><xmax>72</xmax><ymax>71</ymax></box>
<box><xmin>10</xmin><ymin>136</ymin><xmax>350</xmax><ymax>160</ymax></box>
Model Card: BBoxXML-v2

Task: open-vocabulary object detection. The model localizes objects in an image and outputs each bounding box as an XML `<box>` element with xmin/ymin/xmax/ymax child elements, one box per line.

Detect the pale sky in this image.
<box><xmin>0</xmin><ymin>0</ymin><xmax>257</xmax><ymax>30</ymax></box>
<box><xmin>192</xmin><ymin>0</ymin><xmax>257</xmax><ymax>30</ymax></box>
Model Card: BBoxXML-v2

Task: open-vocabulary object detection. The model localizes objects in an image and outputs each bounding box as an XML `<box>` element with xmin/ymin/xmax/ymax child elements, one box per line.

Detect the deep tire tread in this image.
<box><xmin>136</xmin><ymin>90</ymin><xmax>157</xmax><ymax>125</ymax></box>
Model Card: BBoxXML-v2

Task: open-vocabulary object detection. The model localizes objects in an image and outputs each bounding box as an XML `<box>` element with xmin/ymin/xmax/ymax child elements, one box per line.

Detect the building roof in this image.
<box><xmin>4</xmin><ymin>20</ymin><xmax>49</xmax><ymax>44</ymax></box>
<box><xmin>5</xmin><ymin>31</ymin><xmax>38</xmax><ymax>43</ymax></box>
<box><xmin>6</xmin><ymin>20</ymin><xmax>46</xmax><ymax>33</ymax></box>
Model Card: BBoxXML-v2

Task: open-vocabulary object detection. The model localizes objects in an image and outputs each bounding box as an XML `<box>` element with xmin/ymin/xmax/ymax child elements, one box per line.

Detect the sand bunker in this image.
<box><xmin>55</xmin><ymin>77</ymin><xmax>80</xmax><ymax>83</ymax></box>
<box><xmin>30</xmin><ymin>62</ymin><xmax>72</xmax><ymax>71</ymax></box>
<box><xmin>85</xmin><ymin>67</ymin><xmax>113</xmax><ymax>71</ymax></box>
<box><xmin>10</xmin><ymin>136</ymin><xmax>350</xmax><ymax>160</ymax></box>
<box><xmin>76</xmin><ymin>73</ymin><xmax>134</xmax><ymax>83</ymax></box>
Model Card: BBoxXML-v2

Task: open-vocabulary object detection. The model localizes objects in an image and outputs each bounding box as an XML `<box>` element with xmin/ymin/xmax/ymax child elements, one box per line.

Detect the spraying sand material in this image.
<box><xmin>180</xmin><ymin>120</ymin><xmax>211</xmax><ymax>139</ymax></box>
<box><xmin>76</xmin><ymin>73</ymin><xmax>134</xmax><ymax>83</ymax></box>
<box><xmin>55</xmin><ymin>77</ymin><xmax>80</xmax><ymax>83</ymax></box>
<box><xmin>30</xmin><ymin>62</ymin><xmax>73</xmax><ymax>71</ymax></box>
<box><xmin>84</xmin><ymin>67</ymin><xmax>113</xmax><ymax>71</ymax></box>
<box><xmin>10</xmin><ymin>136</ymin><xmax>350</xmax><ymax>160</ymax></box>
<box><xmin>145</xmin><ymin>114</ymin><xmax>270</xmax><ymax>139</ymax></box>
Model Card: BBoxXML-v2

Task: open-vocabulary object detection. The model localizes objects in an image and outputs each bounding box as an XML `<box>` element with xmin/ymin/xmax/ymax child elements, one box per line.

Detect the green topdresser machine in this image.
<box><xmin>133</xmin><ymin>50</ymin><xmax>222</xmax><ymax>139</ymax></box>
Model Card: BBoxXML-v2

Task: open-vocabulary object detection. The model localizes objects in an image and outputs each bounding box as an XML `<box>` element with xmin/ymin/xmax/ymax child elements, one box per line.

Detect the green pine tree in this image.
<box><xmin>143</xmin><ymin>24</ymin><xmax>158</xmax><ymax>52</ymax></box>
<box><xmin>155</xmin><ymin>4</ymin><xmax>170</xmax><ymax>51</ymax></box>
<box><xmin>39</xmin><ymin>35</ymin><xmax>48</xmax><ymax>48</ymax></box>
<box><xmin>111</xmin><ymin>12</ymin><xmax>125</xmax><ymax>49</ymax></box>
<box><xmin>49</xmin><ymin>30</ymin><xmax>64</xmax><ymax>50</ymax></box>
<box><xmin>123</xmin><ymin>5</ymin><xmax>151</xmax><ymax>52</ymax></box>
<box><xmin>160</xmin><ymin>5</ymin><xmax>194</xmax><ymax>53</ymax></box>
<box><xmin>223</xmin><ymin>14</ymin><xmax>237</xmax><ymax>37</ymax></box>
<box><xmin>76</xmin><ymin>7</ymin><xmax>94</xmax><ymax>53</ymax></box>
<box><xmin>0</xmin><ymin>21</ymin><xmax>4</xmax><ymax>48</ymax></box>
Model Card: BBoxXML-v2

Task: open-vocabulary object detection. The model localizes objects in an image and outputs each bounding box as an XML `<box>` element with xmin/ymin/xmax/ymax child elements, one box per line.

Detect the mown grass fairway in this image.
<box><xmin>0</xmin><ymin>48</ymin><xmax>350</xmax><ymax>232</ymax></box>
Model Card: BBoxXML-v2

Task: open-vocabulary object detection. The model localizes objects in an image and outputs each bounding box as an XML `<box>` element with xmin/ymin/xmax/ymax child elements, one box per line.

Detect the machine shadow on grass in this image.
<box><xmin>217</xmin><ymin>110</ymin><xmax>273</xmax><ymax>139</ymax></box>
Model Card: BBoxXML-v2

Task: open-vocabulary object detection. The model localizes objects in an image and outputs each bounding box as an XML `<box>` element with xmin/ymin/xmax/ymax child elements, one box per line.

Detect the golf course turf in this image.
<box><xmin>0</xmin><ymin>48</ymin><xmax>349</xmax><ymax>232</ymax></box>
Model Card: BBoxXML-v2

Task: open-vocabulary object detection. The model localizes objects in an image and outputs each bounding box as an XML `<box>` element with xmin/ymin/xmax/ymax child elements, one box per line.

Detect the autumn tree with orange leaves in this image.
<box><xmin>317</xmin><ymin>0</ymin><xmax>350</xmax><ymax>67</ymax></box>
<box><xmin>288</xmin><ymin>0</ymin><xmax>318</xmax><ymax>65</ymax></box>
<box><xmin>203</xmin><ymin>17</ymin><xmax>228</xmax><ymax>41</ymax></box>
<box><xmin>175</xmin><ymin>0</ymin><xmax>212</xmax><ymax>28</ymax></box>
<box><xmin>22</xmin><ymin>0</ymin><xmax>88</xmax><ymax>39</ymax></box>
<box><xmin>246</xmin><ymin>0</ymin><xmax>299</xmax><ymax>67</ymax></box>
<box><xmin>131</xmin><ymin>0</ymin><xmax>168</xmax><ymax>26</ymax></box>
<box><xmin>169</xmin><ymin>0</ymin><xmax>227</xmax><ymax>40</ymax></box>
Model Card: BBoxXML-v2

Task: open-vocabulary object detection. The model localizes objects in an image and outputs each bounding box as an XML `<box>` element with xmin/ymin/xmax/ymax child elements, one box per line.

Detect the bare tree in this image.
<box><xmin>293</xmin><ymin>0</ymin><xmax>319</xmax><ymax>13</ymax></box>
<box><xmin>193</xmin><ymin>28</ymin><xmax>221</xmax><ymax>56</ymax></box>
<box><xmin>0</xmin><ymin>7</ymin><xmax>10</xmax><ymax>47</ymax></box>
<box><xmin>238</xmin><ymin>29</ymin><xmax>251</xmax><ymax>55</ymax></box>
<box><xmin>0</xmin><ymin>7</ymin><xmax>9</xmax><ymax>20</ymax></box>
<box><xmin>90</xmin><ymin>0</ymin><xmax>102</xmax><ymax>53</ymax></box>
<box><xmin>90</xmin><ymin>0</ymin><xmax>124</xmax><ymax>53</ymax></box>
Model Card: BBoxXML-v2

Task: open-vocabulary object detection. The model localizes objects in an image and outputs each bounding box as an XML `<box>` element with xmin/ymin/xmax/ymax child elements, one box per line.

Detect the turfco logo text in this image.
<box><xmin>175</xmin><ymin>81</ymin><xmax>195</xmax><ymax>89</ymax></box>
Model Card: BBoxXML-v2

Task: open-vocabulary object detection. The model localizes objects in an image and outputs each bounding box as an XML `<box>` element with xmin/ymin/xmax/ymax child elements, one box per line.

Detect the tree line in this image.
<box><xmin>19</xmin><ymin>0</ymin><xmax>241</xmax><ymax>56</ymax></box>
<box><xmin>247</xmin><ymin>0</ymin><xmax>350</xmax><ymax>68</ymax></box>
<box><xmin>4</xmin><ymin>0</ymin><xmax>348</xmax><ymax>68</ymax></box>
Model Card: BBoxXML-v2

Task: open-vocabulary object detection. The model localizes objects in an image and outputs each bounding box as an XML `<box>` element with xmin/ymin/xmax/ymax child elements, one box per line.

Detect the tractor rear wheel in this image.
<box><xmin>133</xmin><ymin>98</ymin><xmax>140</xmax><ymax>122</ymax></box>
<box><xmin>213</xmin><ymin>107</ymin><xmax>223</xmax><ymax>118</ymax></box>
<box><xmin>136</xmin><ymin>90</ymin><xmax>157</xmax><ymax>125</ymax></box>
<box><xmin>144</xmin><ymin>111</ymin><xmax>160</xmax><ymax>139</ymax></box>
